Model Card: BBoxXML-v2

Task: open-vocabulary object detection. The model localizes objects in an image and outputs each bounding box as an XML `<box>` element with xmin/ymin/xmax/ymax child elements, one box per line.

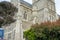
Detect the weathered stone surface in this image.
<box><xmin>3</xmin><ymin>0</ymin><xmax>59</xmax><ymax>40</ymax></box>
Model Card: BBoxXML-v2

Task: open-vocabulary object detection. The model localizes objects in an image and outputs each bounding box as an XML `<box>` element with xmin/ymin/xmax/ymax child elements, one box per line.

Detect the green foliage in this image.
<box><xmin>24</xmin><ymin>23</ymin><xmax>60</xmax><ymax>40</ymax></box>
<box><xmin>24</xmin><ymin>30</ymin><xmax>36</xmax><ymax>40</ymax></box>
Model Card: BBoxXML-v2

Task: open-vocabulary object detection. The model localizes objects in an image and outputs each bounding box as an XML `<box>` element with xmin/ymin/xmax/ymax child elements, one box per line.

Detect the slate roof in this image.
<box><xmin>20</xmin><ymin>0</ymin><xmax>32</xmax><ymax>8</ymax></box>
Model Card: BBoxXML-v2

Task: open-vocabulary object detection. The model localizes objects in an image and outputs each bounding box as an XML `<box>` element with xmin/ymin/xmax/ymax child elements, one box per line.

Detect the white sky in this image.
<box><xmin>24</xmin><ymin>0</ymin><xmax>32</xmax><ymax>4</ymax></box>
<box><xmin>55</xmin><ymin>0</ymin><xmax>60</xmax><ymax>15</ymax></box>
<box><xmin>0</xmin><ymin>0</ymin><xmax>60</xmax><ymax>15</ymax></box>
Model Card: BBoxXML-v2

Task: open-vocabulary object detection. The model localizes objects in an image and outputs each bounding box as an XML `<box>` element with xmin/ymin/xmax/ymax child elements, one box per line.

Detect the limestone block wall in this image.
<box><xmin>3</xmin><ymin>0</ymin><xmax>32</xmax><ymax>40</ymax></box>
<box><xmin>32</xmin><ymin>0</ymin><xmax>48</xmax><ymax>10</ymax></box>
<box><xmin>20</xmin><ymin>4</ymin><xmax>32</xmax><ymax>21</ymax></box>
<box><xmin>32</xmin><ymin>0</ymin><xmax>59</xmax><ymax>23</ymax></box>
<box><xmin>20</xmin><ymin>4</ymin><xmax>33</xmax><ymax>30</ymax></box>
<box><xmin>3</xmin><ymin>22</ymin><xmax>16</xmax><ymax>40</ymax></box>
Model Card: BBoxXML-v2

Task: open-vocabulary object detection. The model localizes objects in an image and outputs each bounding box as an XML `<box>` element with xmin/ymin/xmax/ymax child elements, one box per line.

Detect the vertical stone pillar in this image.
<box><xmin>15</xmin><ymin>15</ymin><xmax>23</xmax><ymax>40</ymax></box>
<box><xmin>11</xmin><ymin>0</ymin><xmax>23</xmax><ymax>40</ymax></box>
<box><xmin>15</xmin><ymin>0</ymin><xmax>23</xmax><ymax>40</ymax></box>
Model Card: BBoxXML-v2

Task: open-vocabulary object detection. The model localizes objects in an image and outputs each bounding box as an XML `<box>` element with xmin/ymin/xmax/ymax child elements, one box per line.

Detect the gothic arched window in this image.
<box><xmin>23</xmin><ymin>11</ymin><xmax>27</xmax><ymax>20</ymax></box>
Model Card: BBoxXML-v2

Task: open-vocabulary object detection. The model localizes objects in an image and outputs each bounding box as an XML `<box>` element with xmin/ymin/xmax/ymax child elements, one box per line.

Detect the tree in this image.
<box><xmin>24</xmin><ymin>20</ymin><xmax>60</xmax><ymax>40</ymax></box>
<box><xmin>0</xmin><ymin>1</ymin><xmax>18</xmax><ymax>27</ymax></box>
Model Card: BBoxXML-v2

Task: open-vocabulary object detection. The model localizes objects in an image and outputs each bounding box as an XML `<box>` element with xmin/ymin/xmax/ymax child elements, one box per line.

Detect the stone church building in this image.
<box><xmin>2</xmin><ymin>0</ymin><xmax>59</xmax><ymax>40</ymax></box>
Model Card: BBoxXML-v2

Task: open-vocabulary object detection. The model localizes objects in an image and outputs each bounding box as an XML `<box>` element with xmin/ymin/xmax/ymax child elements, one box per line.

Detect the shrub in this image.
<box><xmin>24</xmin><ymin>19</ymin><xmax>60</xmax><ymax>40</ymax></box>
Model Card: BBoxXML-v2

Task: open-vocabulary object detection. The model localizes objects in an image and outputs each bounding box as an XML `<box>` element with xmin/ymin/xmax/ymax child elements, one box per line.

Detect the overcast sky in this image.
<box><xmin>0</xmin><ymin>0</ymin><xmax>60</xmax><ymax>15</ymax></box>
<box><xmin>55</xmin><ymin>0</ymin><xmax>60</xmax><ymax>15</ymax></box>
